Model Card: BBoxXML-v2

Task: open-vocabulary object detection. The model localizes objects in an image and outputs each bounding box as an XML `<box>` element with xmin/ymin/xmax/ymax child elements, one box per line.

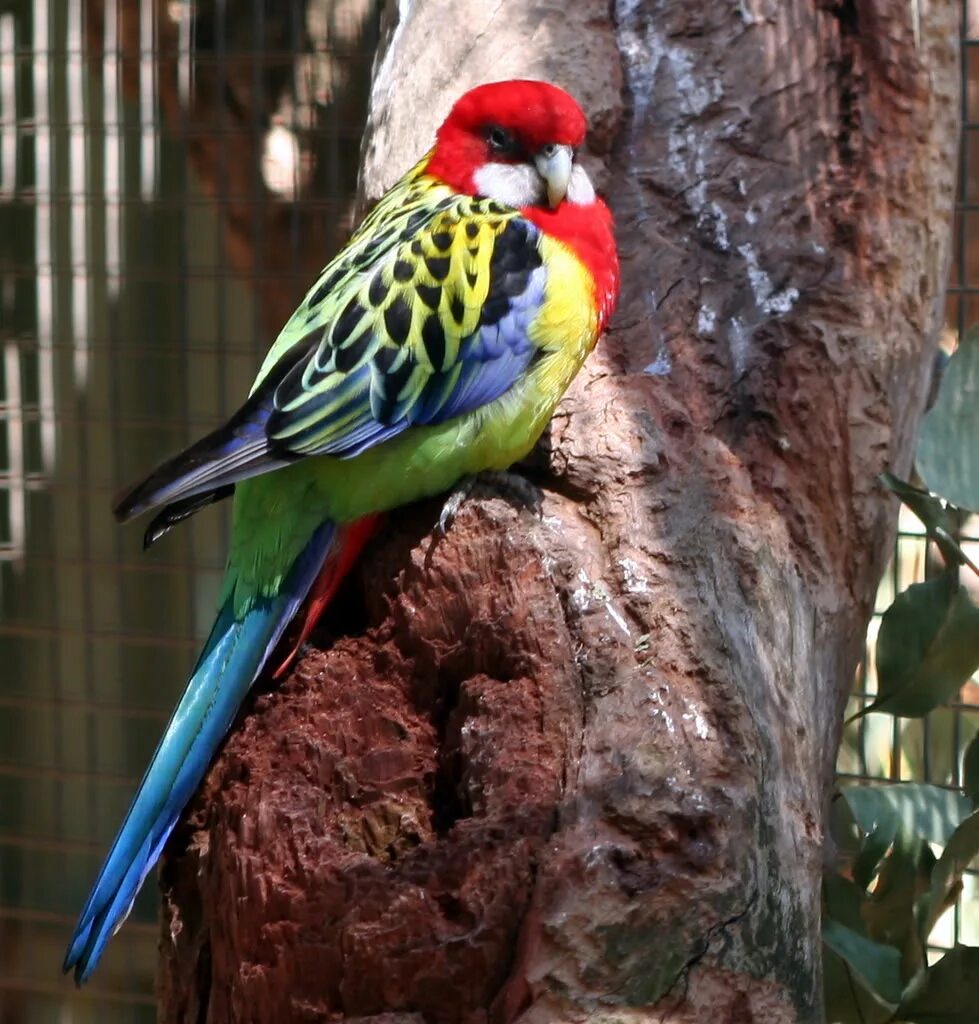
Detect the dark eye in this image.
<box><xmin>486</xmin><ymin>125</ymin><xmax>515</xmax><ymax>155</ymax></box>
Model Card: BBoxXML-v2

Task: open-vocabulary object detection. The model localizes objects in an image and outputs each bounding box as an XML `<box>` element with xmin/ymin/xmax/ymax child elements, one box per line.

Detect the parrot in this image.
<box><xmin>63</xmin><ymin>78</ymin><xmax>619</xmax><ymax>983</ymax></box>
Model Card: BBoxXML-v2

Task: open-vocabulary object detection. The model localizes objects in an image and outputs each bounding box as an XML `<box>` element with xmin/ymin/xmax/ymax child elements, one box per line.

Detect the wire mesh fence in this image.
<box><xmin>0</xmin><ymin>0</ymin><xmax>377</xmax><ymax>1018</ymax></box>
<box><xmin>0</xmin><ymin>0</ymin><xmax>974</xmax><ymax>1020</ymax></box>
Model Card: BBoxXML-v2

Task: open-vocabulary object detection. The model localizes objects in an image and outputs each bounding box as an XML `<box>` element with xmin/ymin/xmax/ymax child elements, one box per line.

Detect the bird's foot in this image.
<box><xmin>437</xmin><ymin>470</ymin><xmax>543</xmax><ymax>536</ymax></box>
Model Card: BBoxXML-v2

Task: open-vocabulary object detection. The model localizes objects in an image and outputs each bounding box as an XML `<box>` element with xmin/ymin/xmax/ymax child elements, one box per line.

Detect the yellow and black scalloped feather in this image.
<box><xmin>115</xmin><ymin>166</ymin><xmax>567</xmax><ymax>522</ymax></box>
<box><xmin>257</xmin><ymin>161</ymin><xmax>551</xmax><ymax>453</ymax></box>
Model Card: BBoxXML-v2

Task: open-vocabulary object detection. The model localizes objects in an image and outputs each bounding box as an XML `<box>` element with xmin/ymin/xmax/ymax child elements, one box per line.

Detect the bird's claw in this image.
<box><xmin>437</xmin><ymin>483</ymin><xmax>472</xmax><ymax>536</ymax></box>
<box><xmin>436</xmin><ymin>470</ymin><xmax>543</xmax><ymax>536</ymax></box>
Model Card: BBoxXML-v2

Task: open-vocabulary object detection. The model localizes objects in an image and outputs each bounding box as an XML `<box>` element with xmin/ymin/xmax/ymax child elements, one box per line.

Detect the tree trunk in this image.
<box><xmin>158</xmin><ymin>2</ymin><xmax>958</xmax><ymax>1022</ymax></box>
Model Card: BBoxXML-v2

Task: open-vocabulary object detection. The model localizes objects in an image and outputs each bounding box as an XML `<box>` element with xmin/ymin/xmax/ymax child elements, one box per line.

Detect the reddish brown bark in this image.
<box><xmin>160</xmin><ymin>500</ymin><xmax>583</xmax><ymax>1022</ymax></box>
<box><xmin>158</xmin><ymin>2</ymin><xmax>958</xmax><ymax>1022</ymax></box>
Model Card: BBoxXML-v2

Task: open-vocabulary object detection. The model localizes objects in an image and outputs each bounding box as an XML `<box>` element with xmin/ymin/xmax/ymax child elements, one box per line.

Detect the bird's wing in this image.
<box><xmin>114</xmin><ymin>176</ymin><xmax>548</xmax><ymax>523</ymax></box>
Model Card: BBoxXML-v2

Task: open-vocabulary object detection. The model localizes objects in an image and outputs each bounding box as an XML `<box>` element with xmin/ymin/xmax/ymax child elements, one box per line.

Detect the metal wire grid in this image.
<box><xmin>0</xmin><ymin>0</ymin><xmax>377</xmax><ymax>1019</ymax></box>
<box><xmin>836</xmin><ymin>0</ymin><xmax>979</xmax><ymax>956</ymax></box>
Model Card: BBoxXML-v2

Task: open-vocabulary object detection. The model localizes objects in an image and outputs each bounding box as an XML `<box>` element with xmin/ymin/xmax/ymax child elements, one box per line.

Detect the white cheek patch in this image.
<box><xmin>473</xmin><ymin>162</ymin><xmax>545</xmax><ymax>208</ymax></box>
<box><xmin>472</xmin><ymin>160</ymin><xmax>596</xmax><ymax>208</ymax></box>
<box><xmin>567</xmin><ymin>164</ymin><xmax>596</xmax><ymax>206</ymax></box>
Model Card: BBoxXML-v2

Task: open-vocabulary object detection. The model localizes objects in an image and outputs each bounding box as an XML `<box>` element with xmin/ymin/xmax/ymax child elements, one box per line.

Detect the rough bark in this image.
<box><xmin>158</xmin><ymin>2</ymin><xmax>958</xmax><ymax>1022</ymax></box>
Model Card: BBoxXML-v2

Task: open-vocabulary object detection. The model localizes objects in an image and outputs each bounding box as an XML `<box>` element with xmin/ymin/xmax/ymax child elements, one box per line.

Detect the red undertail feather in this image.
<box><xmin>273</xmin><ymin>515</ymin><xmax>383</xmax><ymax>679</ymax></box>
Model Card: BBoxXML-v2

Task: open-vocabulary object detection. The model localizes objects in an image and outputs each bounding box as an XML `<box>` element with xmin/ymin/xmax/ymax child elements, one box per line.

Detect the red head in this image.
<box><xmin>442</xmin><ymin>79</ymin><xmax>587</xmax><ymax>150</ymax></box>
<box><xmin>426</xmin><ymin>80</ymin><xmax>591</xmax><ymax>211</ymax></box>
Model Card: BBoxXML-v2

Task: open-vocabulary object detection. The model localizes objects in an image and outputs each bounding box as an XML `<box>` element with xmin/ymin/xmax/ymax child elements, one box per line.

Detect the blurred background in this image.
<box><xmin>0</xmin><ymin>1</ymin><xmax>974</xmax><ymax>1021</ymax></box>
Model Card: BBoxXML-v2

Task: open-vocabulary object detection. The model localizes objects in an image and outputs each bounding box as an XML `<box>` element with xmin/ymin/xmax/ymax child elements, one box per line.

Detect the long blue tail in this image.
<box><xmin>62</xmin><ymin>522</ymin><xmax>336</xmax><ymax>984</ymax></box>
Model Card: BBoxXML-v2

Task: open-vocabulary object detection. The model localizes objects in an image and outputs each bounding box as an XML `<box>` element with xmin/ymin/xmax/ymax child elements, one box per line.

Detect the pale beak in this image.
<box><xmin>534</xmin><ymin>144</ymin><xmax>574</xmax><ymax>209</ymax></box>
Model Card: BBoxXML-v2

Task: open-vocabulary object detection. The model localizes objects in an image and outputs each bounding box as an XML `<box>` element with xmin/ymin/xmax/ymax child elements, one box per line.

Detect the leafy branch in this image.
<box><xmin>824</xmin><ymin>329</ymin><xmax>979</xmax><ymax>1022</ymax></box>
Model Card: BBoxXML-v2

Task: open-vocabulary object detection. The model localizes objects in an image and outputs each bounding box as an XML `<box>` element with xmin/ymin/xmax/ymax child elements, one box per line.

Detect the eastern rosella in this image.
<box><xmin>64</xmin><ymin>79</ymin><xmax>618</xmax><ymax>983</ymax></box>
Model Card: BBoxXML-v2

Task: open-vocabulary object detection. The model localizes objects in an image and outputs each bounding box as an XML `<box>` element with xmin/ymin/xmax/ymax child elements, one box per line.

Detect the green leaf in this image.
<box><xmin>824</xmin><ymin>945</ymin><xmax>897</xmax><ymax>1024</ymax></box>
<box><xmin>859</xmin><ymin>571</ymin><xmax>979</xmax><ymax>719</ymax></box>
<box><xmin>896</xmin><ymin>945</ymin><xmax>979</xmax><ymax>1022</ymax></box>
<box><xmin>842</xmin><ymin>783</ymin><xmax>969</xmax><ymax>890</ymax></box>
<box><xmin>822</xmin><ymin>918</ymin><xmax>904</xmax><ymax>1006</ymax></box>
<box><xmin>852</xmin><ymin>809</ymin><xmax>898</xmax><ymax>890</ymax></box>
<box><xmin>829</xmin><ymin>792</ymin><xmax>865</xmax><ymax>865</ymax></box>
<box><xmin>916</xmin><ymin>809</ymin><xmax>979</xmax><ymax>942</ymax></box>
<box><xmin>917</xmin><ymin>330</ymin><xmax>979</xmax><ymax>513</ymax></box>
<box><xmin>843</xmin><ymin>783</ymin><xmax>972</xmax><ymax>846</ymax></box>
<box><xmin>878</xmin><ymin>473</ymin><xmax>974</xmax><ymax>570</ymax></box>
<box><xmin>824</xmin><ymin>872</ymin><xmax>868</xmax><ymax>935</ymax></box>
<box><xmin>964</xmin><ymin>732</ymin><xmax>979</xmax><ymax>808</ymax></box>
<box><xmin>865</xmin><ymin>835</ymin><xmax>934</xmax><ymax>982</ymax></box>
